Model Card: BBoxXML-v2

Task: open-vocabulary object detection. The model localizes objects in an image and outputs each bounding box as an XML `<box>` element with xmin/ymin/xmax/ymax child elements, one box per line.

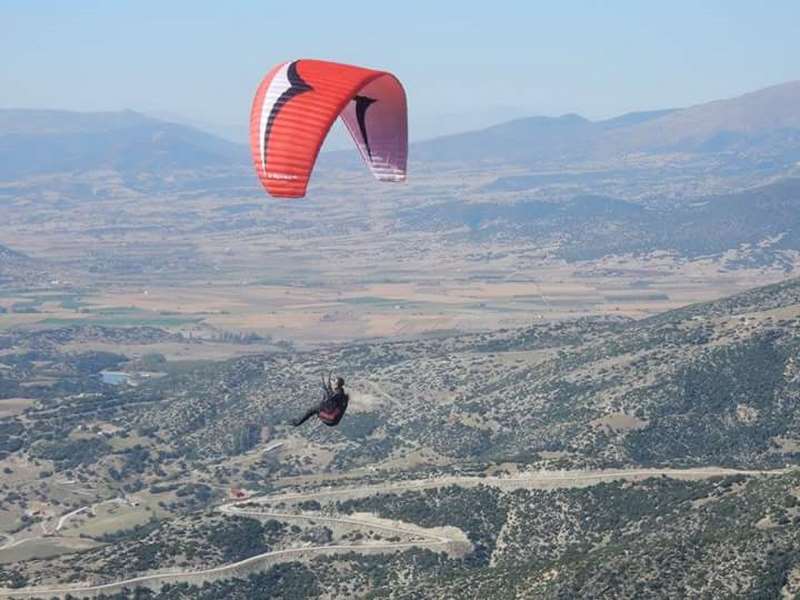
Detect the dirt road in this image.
<box><xmin>1</xmin><ymin>466</ymin><xmax>791</xmax><ymax>599</ymax></box>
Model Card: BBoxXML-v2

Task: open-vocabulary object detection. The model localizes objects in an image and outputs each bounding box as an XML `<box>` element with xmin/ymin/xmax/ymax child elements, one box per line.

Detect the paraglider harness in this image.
<box><xmin>318</xmin><ymin>372</ymin><xmax>349</xmax><ymax>426</ymax></box>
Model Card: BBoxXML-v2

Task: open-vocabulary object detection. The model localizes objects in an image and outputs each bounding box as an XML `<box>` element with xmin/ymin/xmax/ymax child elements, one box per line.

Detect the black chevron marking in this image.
<box><xmin>263</xmin><ymin>61</ymin><xmax>313</xmax><ymax>169</ymax></box>
<box><xmin>354</xmin><ymin>95</ymin><xmax>377</xmax><ymax>159</ymax></box>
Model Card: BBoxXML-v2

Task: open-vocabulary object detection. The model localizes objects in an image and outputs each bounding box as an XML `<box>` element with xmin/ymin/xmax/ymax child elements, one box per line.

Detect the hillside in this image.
<box><xmin>413</xmin><ymin>80</ymin><xmax>800</xmax><ymax>168</ymax></box>
<box><xmin>4</xmin><ymin>275</ymin><xmax>799</xmax><ymax>477</ymax></box>
<box><xmin>325</xmin><ymin>472</ymin><xmax>800</xmax><ymax>599</ymax></box>
<box><xmin>1</xmin><ymin>277</ymin><xmax>799</xmax><ymax>597</ymax></box>
<box><xmin>110</xmin><ymin>276</ymin><xmax>800</xmax><ymax>472</ymax></box>
<box><xmin>0</xmin><ymin>109</ymin><xmax>247</xmax><ymax>180</ymax></box>
<box><xmin>616</xmin><ymin>80</ymin><xmax>800</xmax><ymax>151</ymax></box>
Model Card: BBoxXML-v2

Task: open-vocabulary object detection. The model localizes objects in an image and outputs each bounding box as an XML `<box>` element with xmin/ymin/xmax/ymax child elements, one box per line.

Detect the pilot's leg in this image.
<box><xmin>291</xmin><ymin>406</ymin><xmax>319</xmax><ymax>427</ymax></box>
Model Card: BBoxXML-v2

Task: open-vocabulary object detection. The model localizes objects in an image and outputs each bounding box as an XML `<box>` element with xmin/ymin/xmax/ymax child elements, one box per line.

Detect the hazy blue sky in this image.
<box><xmin>3</xmin><ymin>1</ymin><xmax>800</xmax><ymax>141</ymax></box>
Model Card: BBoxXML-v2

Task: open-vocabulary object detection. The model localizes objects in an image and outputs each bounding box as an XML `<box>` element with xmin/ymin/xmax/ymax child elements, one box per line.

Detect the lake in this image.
<box><xmin>99</xmin><ymin>370</ymin><xmax>132</xmax><ymax>386</ymax></box>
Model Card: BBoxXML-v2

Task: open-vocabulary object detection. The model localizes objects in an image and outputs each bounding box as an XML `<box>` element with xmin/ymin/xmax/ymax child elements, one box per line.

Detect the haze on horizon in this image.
<box><xmin>3</xmin><ymin>0</ymin><xmax>800</xmax><ymax>143</ymax></box>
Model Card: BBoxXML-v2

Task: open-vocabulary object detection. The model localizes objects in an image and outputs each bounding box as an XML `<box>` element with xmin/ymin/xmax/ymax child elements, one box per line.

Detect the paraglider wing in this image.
<box><xmin>249</xmin><ymin>59</ymin><xmax>407</xmax><ymax>199</ymax></box>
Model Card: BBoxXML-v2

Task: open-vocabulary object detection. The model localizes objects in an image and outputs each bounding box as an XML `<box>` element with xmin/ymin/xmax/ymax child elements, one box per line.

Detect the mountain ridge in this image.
<box><xmin>412</xmin><ymin>80</ymin><xmax>800</xmax><ymax>165</ymax></box>
<box><xmin>3</xmin><ymin>80</ymin><xmax>800</xmax><ymax>182</ymax></box>
<box><xmin>0</xmin><ymin>109</ymin><xmax>247</xmax><ymax>180</ymax></box>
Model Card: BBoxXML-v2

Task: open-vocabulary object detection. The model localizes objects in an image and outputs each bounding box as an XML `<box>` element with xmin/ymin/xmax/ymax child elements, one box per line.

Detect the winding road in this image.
<box><xmin>0</xmin><ymin>466</ymin><xmax>793</xmax><ymax>599</ymax></box>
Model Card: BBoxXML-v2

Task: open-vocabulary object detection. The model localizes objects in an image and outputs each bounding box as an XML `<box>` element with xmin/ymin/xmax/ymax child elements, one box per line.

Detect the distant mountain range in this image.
<box><xmin>412</xmin><ymin>80</ymin><xmax>800</xmax><ymax>166</ymax></box>
<box><xmin>0</xmin><ymin>109</ymin><xmax>246</xmax><ymax>180</ymax></box>
<box><xmin>2</xmin><ymin>80</ymin><xmax>800</xmax><ymax>180</ymax></box>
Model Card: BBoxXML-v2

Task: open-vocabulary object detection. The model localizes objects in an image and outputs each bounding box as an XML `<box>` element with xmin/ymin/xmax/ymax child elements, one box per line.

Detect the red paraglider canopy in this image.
<box><xmin>249</xmin><ymin>59</ymin><xmax>408</xmax><ymax>199</ymax></box>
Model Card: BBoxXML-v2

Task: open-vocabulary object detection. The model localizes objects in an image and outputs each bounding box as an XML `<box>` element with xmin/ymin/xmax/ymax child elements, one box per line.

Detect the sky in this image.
<box><xmin>3</xmin><ymin>1</ymin><xmax>800</xmax><ymax>142</ymax></box>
